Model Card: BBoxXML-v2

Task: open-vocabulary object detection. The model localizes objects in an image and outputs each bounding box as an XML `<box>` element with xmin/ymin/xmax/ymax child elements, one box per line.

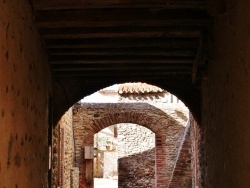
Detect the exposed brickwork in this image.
<box><xmin>190</xmin><ymin>113</ymin><xmax>201</xmax><ymax>188</ymax></box>
<box><xmin>0</xmin><ymin>1</ymin><xmax>51</xmax><ymax>187</ymax></box>
<box><xmin>168</xmin><ymin>123</ymin><xmax>192</xmax><ymax>188</ymax></box>
<box><xmin>73</xmin><ymin>102</ymin><xmax>188</xmax><ymax>187</ymax></box>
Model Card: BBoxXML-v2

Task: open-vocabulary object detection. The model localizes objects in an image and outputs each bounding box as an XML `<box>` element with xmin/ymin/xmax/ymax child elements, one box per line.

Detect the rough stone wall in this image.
<box><xmin>52</xmin><ymin>108</ymin><xmax>75</xmax><ymax>188</ymax></box>
<box><xmin>0</xmin><ymin>1</ymin><xmax>51</xmax><ymax>187</ymax></box>
<box><xmin>117</xmin><ymin>124</ymin><xmax>156</xmax><ymax>188</ymax></box>
<box><xmin>201</xmin><ymin>0</ymin><xmax>250</xmax><ymax>187</ymax></box>
<box><xmin>118</xmin><ymin>149</ymin><xmax>155</xmax><ymax>188</ymax></box>
<box><xmin>71</xmin><ymin>167</ymin><xmax>80</xmax><ymax>188</ymax></box>
<box><xmin>117</xmin><ymin>124</ymin><xmax>155</xmax><ymax>158</ymax></box>
<box><xmin>52</xmin><ymin>121</ymin><xmax>60</xmax><ymax>187</ymax></box>
<box><xmin>63</xmin><ymin>108</ymin><xmax>74</xmax><ymax>188</ymax></box>
<box><xmin>73</xmin><ymin>103</ymin><xmax>188</xmax><ymax>187</ymax></box>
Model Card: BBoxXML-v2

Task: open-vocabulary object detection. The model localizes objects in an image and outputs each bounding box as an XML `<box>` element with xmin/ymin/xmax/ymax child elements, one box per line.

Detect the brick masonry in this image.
<box><xmin>190</xmin><ymin>113</ymin><xmax>201</xmax><ymax>188</ymax></box>
<box><xmin>73</xmin><ymin>102</ymin><xmax>188</xmax><ymax>187</ymax></box>
<box><xmin>168</xmin><ymin>122</ymin><xmax>192</xmax><ymax>188</ymax></box>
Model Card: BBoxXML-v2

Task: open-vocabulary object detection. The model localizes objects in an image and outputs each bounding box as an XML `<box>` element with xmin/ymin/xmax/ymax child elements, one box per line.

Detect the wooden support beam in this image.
<box><xmin>45</xmin><ymin>38</ymin><xmax>199</xmax><ymax>49</ymax></box>
<box><xmin>40</xmin><ymin>26</ymin><xmax>202</xmax><ymax>39</ymax></box>
<box><xmin>50</xmin><ymin>56</ymin><xmax>194</xmax><ymax>65</ymax></box>
<box><xmin>32</xmin><ymin>0</ymin><xmax>206</xmax><ymax>10</ymax></box>
<box><xmin>48</xmin><ymin>48</ymin><xmax>196</xmax><ymax>57</ymax></box>
<box><xmin>50</xmin><ymin>59</ymin><xmax>194</xmax><ymax>65</ymax></box>
<box><xmin>35</xmin><ymin>9</ymin><xmax>211</xmax><ymax>28</ymax></box>
<box><xmin>53</xmin><ymin>69</ymin><xmax>192</xmax><ymax>75</ymax></box>
<box><xmin>51</xmin><ymin>63</ymin><xmax>193</xmax><ymax>72</ymax></box>
<box><xmin>42</xmin><ymin>31</ymin><xmax>201</xmax><ymax>39</ymax></box>
<box><xmin>54</xmin><ymin>70</ymin><xmax>192</xmax><ymax>79</ymax></box>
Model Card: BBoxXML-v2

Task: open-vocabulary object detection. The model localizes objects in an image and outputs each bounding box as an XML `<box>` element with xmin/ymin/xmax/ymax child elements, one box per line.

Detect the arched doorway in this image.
<box><xmin>73</xmin><ymin>102</ymin><xmax>188</xmax><ymax>187</ymax></box>
<box><xmin>94</xmin><ymin>123</ymin><xmax>156</xmax><ymax>188</ymax></box>
<box><xmin>52</xmin><ymin>83</ymin><xmax>190</xmax><ymax>188</ymax></box>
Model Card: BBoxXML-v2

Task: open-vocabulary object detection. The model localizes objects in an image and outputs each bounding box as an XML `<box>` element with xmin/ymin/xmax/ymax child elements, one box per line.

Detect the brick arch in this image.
<box><xmin>73</xmin><ymin>102</ymin><xmax>188</xmax><ymax>187</ymax></box>
<box><xmin>93</xmin><ymin>112</ymin><xmax>167</xmax><ymax>134</ymax></box>
<box><xmin>54</xmin><ymin>80</ymin><xmax>200</xmax><ymax>125</ymax></box>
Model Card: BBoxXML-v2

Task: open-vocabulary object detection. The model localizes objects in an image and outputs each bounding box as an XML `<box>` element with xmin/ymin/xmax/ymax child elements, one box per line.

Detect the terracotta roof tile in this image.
<box><xmin>118</xmin><ymin>82</ymin><xmax>165</xmax><ymax>95</ymax></box>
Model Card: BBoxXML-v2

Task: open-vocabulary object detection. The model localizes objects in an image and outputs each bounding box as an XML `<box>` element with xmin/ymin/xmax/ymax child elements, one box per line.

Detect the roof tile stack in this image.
<box><xmin>118</xmin><ymin>82</ymin><xmax>165</xmax><ymax>95</ymax></box>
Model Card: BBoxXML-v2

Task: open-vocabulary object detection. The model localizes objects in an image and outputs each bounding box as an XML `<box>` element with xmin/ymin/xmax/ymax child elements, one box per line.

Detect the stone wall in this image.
<box><xmin>71</xmin><ymin>167</ymin><xmax>80</xmax><ymax>188</ymax></box>
<box><xmin>52</xmin><ymin>120</ymin><xmax>60</xmax><ymax>187</ymax></box>
<box><xmin>200</xmin><ymin>0</ymin><xmax>250</xmax><ymax>187</ymax></box>
<box><xmin>0</xmin><ymin>1</ymin><xmax>51</xmax><ymax>187</ymax></box>
<box><xmin>73</xmin><ymin>102</ymin><xmax>188</xmax><ymax>187</ymax></box>
<box><xmin>117</xmin><ymin>124</ymin><xmax>156</xmax><ymax>188</ymax></box>
<box><xmin>63</xmin><ymin>108</ymin><xmax>74</xmax><ymax>188</ymax></box>
<box><xmin>52</xmin><ymin>108</ymin><xmax>76</xmax><ymax>188</ymax></box>
<box><xmin>117</xmin><ymin>124</ymin><xmax>155</xmax><ymax>158</ymax></box>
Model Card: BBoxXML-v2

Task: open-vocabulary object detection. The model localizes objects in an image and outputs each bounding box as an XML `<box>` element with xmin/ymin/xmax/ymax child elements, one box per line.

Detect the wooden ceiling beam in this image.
<box><xmin>45</xmin><ymin>38</ymin><xmax>199</xmax><ymax>49</ymax></box>
<box><xmin>50</xmin><ymin>55</ymin><xmax>194</xmax><ymax>60</ymax></box>
<box><xmin>49</xmin><ymin>46</ymin><xmax>197</xmax><ymax>53</ymax></box>
<box><xmin>35</xmin><ymin>9</ymin><xmax>210</xmax><ymax>28</ymax></box>
<box><xmin>53</xmin><ymin>67</ymin><xmax>192</xmax><ymax>75</ymax></box>
<box><xmin>42</xmin><ymin>31</ymin><xmax>201</xmax><ymax>39</ymax></box>
<box><xmin>48</xmin><ymin>48</ymin><xmax>196</xmax><ymax>57</ymax></box>
<box><xmin>53</xmin><ymin>71</ymin><xmax>192</xmax><ymax>79</ymax></box>
<box><xmin>32</xmin><ymin>0</ymin><xmax>206</xmax><ymax>10</ymax></box>
<box><xmin>50</xmin><ymin>58</ymin><xmax>194</xmax><ymax>65</ymax></box>
<box><xmin>30</xmin><ymin>1</ymin><xmax>210</xmax><ymax>83</ymax></box>
<box><xmin>40</xmin><ymin>27</ymin><xmax>202</xmax><ymax>39</ymax></box>
<box><xmin>51</xmin><ymin>63</ymin><xmax>192</xmax><ymax>71</ymax></box>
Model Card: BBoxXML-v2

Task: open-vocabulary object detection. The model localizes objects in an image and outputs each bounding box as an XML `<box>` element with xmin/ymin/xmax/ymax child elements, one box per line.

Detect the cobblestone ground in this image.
<box><xmin>94</xmin><ymin>178</ymin><xmax>118</xmax><ymax>188</ymax></box>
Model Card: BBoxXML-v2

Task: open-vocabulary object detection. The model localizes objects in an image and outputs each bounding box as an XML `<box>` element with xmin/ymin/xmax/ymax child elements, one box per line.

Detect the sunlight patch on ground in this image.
<box><xmin>94</xmin><ymin>178</ymin><xmax>118</xmax><ymax>188</ymax></box>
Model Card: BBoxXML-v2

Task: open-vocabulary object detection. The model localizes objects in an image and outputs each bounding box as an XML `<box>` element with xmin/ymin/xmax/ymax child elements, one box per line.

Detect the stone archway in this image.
<box><xmin>73</xmin><ymin>102</ymin><xmax>188</xmax><ymax>187</ymax></box>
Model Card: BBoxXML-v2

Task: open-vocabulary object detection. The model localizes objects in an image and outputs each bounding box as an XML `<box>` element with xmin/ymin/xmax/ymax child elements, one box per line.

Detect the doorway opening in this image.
<box><xmin>52</xmin><ymin>82</ymin><xmax>192</xmax><ymax>188</ymax></box>
<box><xmin>94</xmin><ymin>123</ymin><xmax>156</xmax><ymax>188</ymax></box>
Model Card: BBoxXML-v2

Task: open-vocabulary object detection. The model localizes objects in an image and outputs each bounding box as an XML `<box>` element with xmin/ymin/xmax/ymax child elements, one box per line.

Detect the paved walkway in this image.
<box><xmin>94</xmin><ymin>178</ymin><xmax>118</xmax><ymax>188</ymax></box>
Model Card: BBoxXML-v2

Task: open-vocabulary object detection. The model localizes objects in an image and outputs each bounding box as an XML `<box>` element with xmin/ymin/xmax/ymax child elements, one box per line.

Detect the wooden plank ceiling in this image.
<box><xmin>31</xmin><ymin>0</ymin><xmax>210</xmax><ymax>82</ymax></box>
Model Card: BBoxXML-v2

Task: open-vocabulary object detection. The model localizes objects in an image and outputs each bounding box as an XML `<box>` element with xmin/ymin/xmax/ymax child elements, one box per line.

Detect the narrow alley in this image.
<box><xmin>0</xmin><ymin>0</ymin><xmax>250</xmax><ymax>188</ymax></box>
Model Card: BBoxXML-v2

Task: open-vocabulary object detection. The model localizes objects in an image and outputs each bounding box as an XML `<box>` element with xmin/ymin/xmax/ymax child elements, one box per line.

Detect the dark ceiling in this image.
<box><xmin>30</xmin><ymin>0</ymin><xmax>211</xmax><ymax>122</ymax></box>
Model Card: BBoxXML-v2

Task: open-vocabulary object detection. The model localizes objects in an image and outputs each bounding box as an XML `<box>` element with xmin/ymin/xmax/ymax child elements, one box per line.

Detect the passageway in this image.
<box><xmin>1</xmin><ymin>0</ymin><xmax>250</xmax><ymax>188</ymax></box>
<box><xmin>53</xmin><ymin>83</ymin><xmax>191</xmax><ymax>187</ymax></box>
